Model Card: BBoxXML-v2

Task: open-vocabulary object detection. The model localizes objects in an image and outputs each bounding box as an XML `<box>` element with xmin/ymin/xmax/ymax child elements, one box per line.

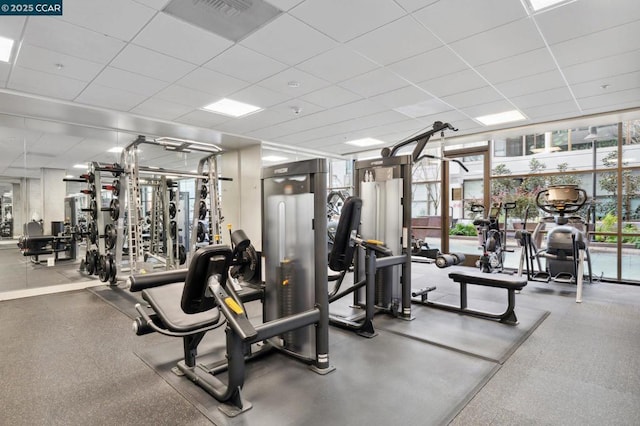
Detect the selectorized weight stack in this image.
<box><xmin>353</xmin><ymin>155</ymin><xmax>413</xmax><ymax>320</ymax></box>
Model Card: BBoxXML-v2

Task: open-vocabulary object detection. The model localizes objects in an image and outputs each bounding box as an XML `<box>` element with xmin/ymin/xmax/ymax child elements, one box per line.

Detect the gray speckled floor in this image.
<box><xmin>1</xmin><ymin>261</ymin><xmax>639</xmax><ymax>426</ymax></box>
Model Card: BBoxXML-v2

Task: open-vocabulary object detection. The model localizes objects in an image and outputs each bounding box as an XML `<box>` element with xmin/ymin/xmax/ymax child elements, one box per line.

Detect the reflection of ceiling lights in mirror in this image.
<box><xmin>0</xmin><ymin>36</ymin><xmax>14</xmax><ymax>62</ymax></box>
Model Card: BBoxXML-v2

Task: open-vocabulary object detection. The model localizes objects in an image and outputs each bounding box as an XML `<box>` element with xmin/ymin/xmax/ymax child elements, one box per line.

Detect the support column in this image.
<box><xmin>40</xmin><ymin>168</ymin><xmax>66</xmax><ymax>235</ymax></box>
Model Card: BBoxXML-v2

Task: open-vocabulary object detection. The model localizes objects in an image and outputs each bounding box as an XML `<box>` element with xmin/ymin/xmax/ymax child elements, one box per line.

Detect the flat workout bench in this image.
<box><xmin>412</xmin><ymin>270</ymin><xmax>527</xmax><ymax>325</ymax></box>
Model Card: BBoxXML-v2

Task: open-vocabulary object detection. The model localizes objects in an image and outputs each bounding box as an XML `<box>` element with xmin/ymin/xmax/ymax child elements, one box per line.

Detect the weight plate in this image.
<box><xmin>200</xmin><ymin>184</ymin><xmax>208</xmax><ymax>199</ymax></box>
<box><xmin>230</xmin><ymin>244</ymin><xmax>258</xmax><ymax>283</ymax></box>
<box><xmin>111</xmin><ymin>179</ymin><xmax>120</xmax><ymax>197</ymax></box>
<box><xmin>98</xmin><ymin>255</ymin><xmax>108</xmax><ymax>282</ymax></box>
<box><xmin>169</xmin><ymin>202</ymin><xmax>177</xmax><ymax>219</ymax></box>
<box><xmin>85</xmin><ymin>251</ymin><xmax>95</xmax><ymax>275</ymax></box>
<box><xmin>88</xmin><ymin>221</ymin><xmax>98</xmax><ymax>244</ymax></box>
<box><xmin>170</xmin><ymin>221</ymin><xmax>177</xmax><ymax>240</ymax></box>
<box><xmin>89</xmin><ymin>200</ymin><xmax>98</xmax><ymax>220</ymax></box>
<box><xmin>109</xmin><ymin>199</ymin><xmax>120</xmax><ymax>221</ymax></box>
<box><xmin>105</xmin><ymin>224</ymin><xmax>116</xmax><ymax>250</ymax></box>
<box><xmin>107</xmin><ymin>254</ymin><xmax>117</xmax><ymax>285</ymax></box>
<box><xmin>197</xmin><ymin>221</ymin><xmax>206</xmax><ymax>243</ymax></box>
<box><xmin>198</xmin><ymin>200</ymin><xmax>207</xmax><ymax>220</ymax></box>
<box><xmin>178</xmin><ymin>245</ymin><xmax>186</xmax><ymax>265</ymax></box>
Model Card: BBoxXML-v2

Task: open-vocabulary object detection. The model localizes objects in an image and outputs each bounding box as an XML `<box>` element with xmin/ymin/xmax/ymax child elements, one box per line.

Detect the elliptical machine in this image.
<box><xmin>472</xmin><ymin>202</ymin><xmax>515</xmax><ymax>273</ymax></box>
<box><xmin>517</xmin><ymin>185</ymin><xmax>592</xmax><ymax>303</ymax></box>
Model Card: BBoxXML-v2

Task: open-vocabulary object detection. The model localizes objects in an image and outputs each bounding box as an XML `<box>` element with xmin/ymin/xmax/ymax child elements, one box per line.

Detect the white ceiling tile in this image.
<box><xmin>130</xmin><ymin>97</ymin><xmax>194</xmax><ymax>120</ymax></box>
<box><xmin>75</xmin><ymin>83</ymin><xmax>149</xmax><ymax>110</ymax></box>
<box><xmin>511</xmin><ymin>87</ymin><xmax>574</xmax><ymax>109</ymax></box>
<box><xmin>393</xmin><ymin>98</ymin><xmax>453</xmax><ymax>119</ymax></box>
<box><xmin>0</xmin><ymin>16</ymin><xmax>26</xmax><ymax>39</ymax></box>
<box><xmin>23</xmin><ymin>18</ymin><xmax>126</xmax><ymax>64</ymax></box>
<box><xmin>177</xmin><ymin>67</ymin><xmax>250</xmax><ymax>97</ymax></box>
<box><xmin>215</xmin><ymin>110</ymin><xmax>292</xmax><ymax>134</ymax></box>
<box><xmin>578</xmin><ymin>88</ymin><xmax>640</xmax><ymax>111</ymax></box>
<box><xmin>460</xmin><ymin>100</ymin><xmax>519</xmax><ymax>119</ymax></box>
<box><xmin>30</xmin><ymin>133</ymin><xmax>85</xmax><ymax>155</ymax></box>
<box><xmin>154</xmin><ymin>85</ymin><xmax>220</xmax><ymax>108</ymax></box>
<box><xmin>522</xmin><ymin>101</ymin><xmax>581</xmax><ymax>120</ymax></box>
<box><xmin>563</xmin><ymin>49</ymin><xmax>640</xmax><ymax>85</ymax></box>
<box><xmin>203</xmin><ymin>45</ymin><xmax>287</xmax><ymax>83</ymax></box>
<box><xmin>418</xmin><ymin>69</ymin><xmax>487</xmax><ymax>98</ymax></box>
<box><xmin>132</xmin><ymin>12</ymin><xmax>233</xmax><ymax>65</ymax></box>
<box><xmin>347</xmin><ymin>15</ymin><xmax>441</xmax><ymax>66</ymax></box>
<box><xmin>60</xmin><ymin>0</ymin><xmax>156</xmax><ymax>41</ymax></box>
<box><xmin>393</xmin><ymin>0</ymin><xmax>439</xmax><ymax>13</ymax></box>
<box><xmin>338</xmin><ymin>68</ymin><xmax>408</xmax><ymax>97</ymax></box>
<box><xmin>369</xmin><ymin>86</ymin><xmax>433</xmax><ymax>109</ymax></box>
<box><xmin>16</xmin><ymin>44</ymin><xmax>104</xmax><ymax>82</ymax></box>
<box><xmin>571</xmin><ymin>71</ymin><xmax>640</xmax><ymax>99</ymax></box>
<box><xmin>551</xmin><ymin>20</ymin><xmax>640</xmax><ymax>68</ymax></box>
<box><xmin>111</xmin><ymin>44</ymin><xmax>197</xmax><ymax>82</ymax></box>
<box><xmin>133</xmin><ymin>0</ymin><xmax>170</xmax><ymax>9</ymax></box>
<box><xmin>8</xmin><ymin>66</ymin><xmax>86</xmax><ymax>100</ymax></box>
<box><xmin>0</xmin><ymin>62</ymin><xmax>11</xmax><ymax>86</ymax></box>
<box><xmin>92</xmin><ymin>66</ymin><xmax>168</xmax><ymax>97</ymax></box>
<box><xmin>475</xmin><ymin>48</ymin><xmax>557</xmax><ymax>85</ymax></box>
<box><xmin>389</xmin><ymin>46</ymin><xmax>468</xmax><ymax>83</ymax></box>
<box><xmin>450</xmin><ymin>18</ymin><xmax>545</xmax><ymax>66</ymax></box>
<box><xmin>535</xmin><ymin>0</ymin><xmax>640</xmax><ymax>45</ymax></box>
<box><xmin>240</xmin><ymin>14</ymin><xmax>336</xmax><ymax>66</ymax></box>
<box><xmin>299</xmin><ymin>86</ymin><xmax>362</xmax><ymax>109</ymax></box>
<box><xmin>174</xmin><ymin>110</ymin><xmax>231</xmax><ymax>128</ymax></box>
<box><xmin>414</xmin><ymin>0</ymin><xmax>527</xmax><ymax>43</ymax></box>
<box><xmin>228</xmin><ymin>85</ymin><xmax>291</xmax><ymax>108</ymax></box>
<box><xmin>495</xmin><ymin>70</ymin><xmax>566</xmax><ymax>98</ymax></box>
<box><xmin>258</xmin><ymin>67</ymin><xmax>330</xmax><ymax>96</ymax></box>
<box><xmin>442</xmin><ymin>86</ymin><xmax>505</xmax><ymax>109</ymax></box>
<box><xmin>296</xmin><ymin>46</ymin><xmax>379</xmax><ymax>83</ymax></box>
<box><xmin>290</xmin><ymin>0</ymin><xmax>406</xmax><ymax>43</ymax></box>
<box><xmin>265</xmin><ymin>0</ymin><xmax>304</xmax><ymax>11</ymax></box>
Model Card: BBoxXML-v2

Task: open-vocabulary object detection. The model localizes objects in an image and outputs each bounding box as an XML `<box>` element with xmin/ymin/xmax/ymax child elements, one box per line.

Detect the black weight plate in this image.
<box><xmin>85</xmin><ymin>251</ymin><xmax>95</xmax><ymax>275</ymax></box>
<box><xmin>198</xmin><ymin>200</ymin><xmax>207</xmax><ymax>220</ymax></box>
<box><xmin>178</xmin><ymin>245</ymin><xmax>186</xmax><ymax>265</ymax></box>
<box><xmin>230</xmin><ymin>244</ymin><xmax>258</xmax><ymax>283</ymax></box>
<box><xmin>170</xmin><ymin>221</ymin><xmax>177</xmax><ymax>240</ymax></box>
<box><xmin>111</xmin><ymin>179</ymin><xmax>120</xmax><ymax>197</ymax></box>
<box><xmin>197</xmin><ymin>221</ymin><xmax>206</xmax><ymax>243</ymax></box>
<box><xmin>88</xmin><ymin>221</ymin><xmax>98</xmax><ymax>244</ymax></box>
<box><xmin>200</xmin><ymin>184</ymin><xmax>208</xmax><ymax>199</ymax></box>
<box><xmin>109</xmin><ymin>199</ymin><xmax>120</xmax><ymax>221</ymax></box>
<box><xmin>105</xmin><ymin>224</ymin><xmax>116</xmax><ymax>250</ymax></box>
<box><xmin>89</xmin><ymin>200</ymin><xmax>98</xmax><ymax>220</ymax></box>
<box><xmin>98</xmin><ymin>255</ymin><xmax>108</xmax><ymax>282</ymax></box>
<box><xmin>107</xmin><ymin>254</ymin><xmax>117</xmax><ymax>284</ymax></box>
<box><xmin>169</xmin><ymin>202</ymin><xmax>177</xmax><ymax>219</ymax></box>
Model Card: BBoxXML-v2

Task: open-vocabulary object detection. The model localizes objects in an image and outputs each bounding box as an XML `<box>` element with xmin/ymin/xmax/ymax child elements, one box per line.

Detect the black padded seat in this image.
<box><xmin>448</xmin><ymin>271</ymin><xmax>527</xmax><ymax>290</ymax></box>
<box><xmin>142</xmin><ymin>283</ymin><xmax>221</xmax><ymax>333</ymax></box>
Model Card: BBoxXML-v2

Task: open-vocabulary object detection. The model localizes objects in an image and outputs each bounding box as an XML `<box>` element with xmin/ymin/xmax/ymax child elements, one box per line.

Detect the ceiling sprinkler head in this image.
<box><xmin>292</xmin><ymin>106</ymin><xmax>302</xmax><ymax>115</ymax></box>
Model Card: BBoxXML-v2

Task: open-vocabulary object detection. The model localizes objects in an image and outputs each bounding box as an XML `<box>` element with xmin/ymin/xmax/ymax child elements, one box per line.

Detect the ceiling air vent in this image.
<box><xmin>163</xmin><ymin>0</ymin><xmax>282</xmax><ymax>42</ymax></box>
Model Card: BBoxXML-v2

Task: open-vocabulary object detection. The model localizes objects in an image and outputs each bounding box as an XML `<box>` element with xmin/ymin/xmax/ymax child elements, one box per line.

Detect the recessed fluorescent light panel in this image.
<box><xmin>475</xmin><ymin>110</ymin><xmax>526</xmax><ymax>126</ymax></box>
<box><xmin>108</xmin><ymin>147</ymin><xmax>124</xmax><ymax>153</ymax></box>
<box><xmin>345</xmin><ymin>138</ymin><xmax>384</xmax><ymax>147</ymax></box>
<box><xmin>526</xmin><ymin>0</ymin><xmax>574</xmax><ymax>12</ymax></box>
<box><xmin>262</xmin><ymin>155</ymin><xmax>288</xmax><ymax>162</ymax></box>
<box><xmin>0</xmin><ymin>36</ymin><xmax>15</xmax><ymax>62</ymax></box>
<box><xmin>73</xmin><ymin>164</ymin><xmax>87</xmax><ymax>169</ymax></box>
<box><xmin>202</xmin><ymin>98</ymin><xmax>261</xmax><ymax>118</ymax></box>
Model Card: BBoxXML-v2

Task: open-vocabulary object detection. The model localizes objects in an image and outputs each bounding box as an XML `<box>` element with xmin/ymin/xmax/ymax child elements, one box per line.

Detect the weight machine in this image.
<box><xmin>133</xmin><ymin>159</ymin><xmax>339</xmax><ymax>417</ymax></box>
<box><xmin>471</xmin><ymin>202</ymin><xmax>516</xmax><ymax>273</ymax></box>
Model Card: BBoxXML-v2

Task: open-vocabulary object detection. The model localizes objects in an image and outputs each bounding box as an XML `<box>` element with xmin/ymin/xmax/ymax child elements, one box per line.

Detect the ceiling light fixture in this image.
<box><xmin>345</xmin><ymin>137</ymin><xmax>385</xmax><ymax>147</ymax></box>
<box><xmin>202</xmin><ymin>98</ymin><xmax>262</xmax><ymax>118</ymax></box>
<box><xmin>475</xmin><ymin>110</ymin><xmax>526</xmax><ymax>126</ymax></box>
<box><xmin>108</xmin><ymin>147</ymin><xmax>124</xmax><ymax>153</ymax></box>
<box><xmin>287</xmin><ymin>81</ymin><xmax>300</xmax><ymax>88</ymax></box>
<box><xmin>0</xmin><ymin>36</ymin><xmax>15</xmax><ymax>63</ymax></box>
<box><xmin>526</xmin><ymin>0</ymin><xmax>574</xmax><ymax>13</ymax></box>
<box><xmin>73</xmin><ymin>164</ymin><xmax>87</xmax><ymax>169</ymax></box>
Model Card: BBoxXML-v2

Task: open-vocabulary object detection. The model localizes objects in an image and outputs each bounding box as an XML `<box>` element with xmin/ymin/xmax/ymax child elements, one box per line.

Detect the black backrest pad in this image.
<box><xmin>329</xmin><ymin>196</ymin><xmax>362</xmax><ymax>272</ymax></box>
<box><xmin>181</xmin><ymin>244</ymin><xmax>233</xmax><ymax>314</ymax></box>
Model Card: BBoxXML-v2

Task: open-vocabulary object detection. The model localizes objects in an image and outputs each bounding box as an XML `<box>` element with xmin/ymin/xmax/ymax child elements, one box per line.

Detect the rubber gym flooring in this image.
<box><xmin>1</xmin><ymin>258</ymin><xmax>640</xmax><ymax>425</ymax></box>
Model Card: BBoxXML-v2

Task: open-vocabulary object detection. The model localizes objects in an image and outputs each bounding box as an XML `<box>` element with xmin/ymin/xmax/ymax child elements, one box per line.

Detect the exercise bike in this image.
<box><xmin>471</xmin><ymin>202</ymin><xmax>516</xmax><ymax>273</ymax></box>
<box><xmin>517</xmin><ymin>185</ymin><xmax>592</xmax><ymax>303</ymax></box>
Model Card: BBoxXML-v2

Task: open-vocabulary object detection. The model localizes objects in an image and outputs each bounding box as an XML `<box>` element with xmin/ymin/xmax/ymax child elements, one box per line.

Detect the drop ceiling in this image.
<box><xmin>0</xmin><ymin>0</ymin><xmax>639</xmax><ymax>177</ymax></box>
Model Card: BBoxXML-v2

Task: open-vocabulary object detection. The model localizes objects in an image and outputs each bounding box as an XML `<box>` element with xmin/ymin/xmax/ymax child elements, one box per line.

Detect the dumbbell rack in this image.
<box><xmin>79</xmin><ymin>161</ymin><xmax>123</xmax><ymax>285</ymax></box>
